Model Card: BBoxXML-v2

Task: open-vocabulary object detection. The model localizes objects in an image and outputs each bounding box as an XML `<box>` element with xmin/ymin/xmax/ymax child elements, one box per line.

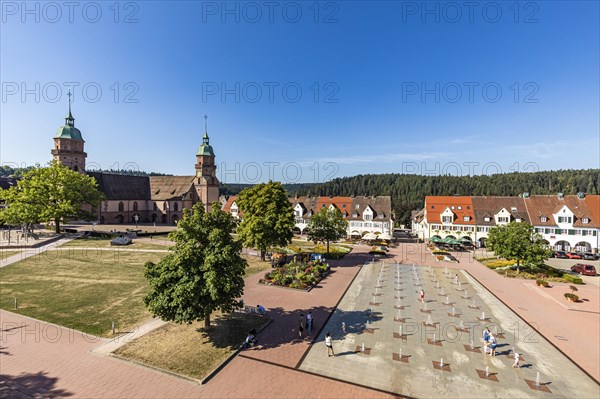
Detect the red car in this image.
<box><xmin>566</xmin><ymin>252</ymin><xmax>582</xmax><ymax>259</ymax></box>
<box><xmin>571</xmin><ymin>264</ymin><xmax>597</xmax><ymax>276</ymax></box>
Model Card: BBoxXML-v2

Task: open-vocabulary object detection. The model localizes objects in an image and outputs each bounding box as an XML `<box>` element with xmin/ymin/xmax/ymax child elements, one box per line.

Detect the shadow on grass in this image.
<box><xmin>0</xmin><ymin>371</ymin><xmax>73</xmax><ymax>398</ymax></box>
<box><xmin>196</xmin><ymin>312</ymin><xmax>267</xmax><ymax>350</ymax></box>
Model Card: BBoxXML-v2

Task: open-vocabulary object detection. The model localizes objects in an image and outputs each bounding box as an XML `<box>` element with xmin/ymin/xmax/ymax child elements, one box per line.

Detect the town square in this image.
<box><xmin>1</xmin><ymin>1</ymin><xmax>599</xmax><ymax>398</ymax></box>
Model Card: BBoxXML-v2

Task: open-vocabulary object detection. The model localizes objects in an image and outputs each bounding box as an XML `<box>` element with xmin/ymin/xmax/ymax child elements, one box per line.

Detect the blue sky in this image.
<box><xmin>1</xmin><ymin>1</ymin><xmax>598</xmax><ymax>184</ymax></box>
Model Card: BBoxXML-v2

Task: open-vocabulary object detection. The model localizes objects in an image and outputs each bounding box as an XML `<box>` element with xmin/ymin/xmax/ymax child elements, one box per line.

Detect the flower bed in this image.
<box><xmin>259</xmin><ymin>259</ymin><xmax>331</xmax><ymax>290</ymax></box>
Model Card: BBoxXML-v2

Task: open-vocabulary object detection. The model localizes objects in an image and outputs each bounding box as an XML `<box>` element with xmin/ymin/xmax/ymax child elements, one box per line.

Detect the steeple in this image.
<box><xmin>65</xmin><ymin>91</ymin><xmax>75</xmax><ymax>127</ymax></box>
<box><xmin>203</xmin><ymin>114</ymin><xmax>210</xmax><ymax>144</ymax></box>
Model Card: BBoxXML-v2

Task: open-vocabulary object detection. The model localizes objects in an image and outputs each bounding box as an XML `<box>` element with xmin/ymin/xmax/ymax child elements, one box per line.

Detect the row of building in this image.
<box><xmin>222</xmin><ymin>194</ymin><xmax>395</xmax><ymax>236</ymax></box>
<box><xmin>412</xmin><ymin>194</ymin><xmax>600</xmax><ymax>253</ymax></box>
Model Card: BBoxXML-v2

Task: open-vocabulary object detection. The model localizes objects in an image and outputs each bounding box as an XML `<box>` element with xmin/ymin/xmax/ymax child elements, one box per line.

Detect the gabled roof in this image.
<box><xmin>87</xmin><ymin>172</ymin><xmax>151</xmax><ymax>200</ymax></box>
<box><xmin>471</xmin><ymin>197</ymin><xmax>529</xmax><ymax>225</ymax></box>
<box><xmin>350</xmin><ymin>196</ymin><xmax>392</xmax><ymax>220</ymax></box>
<box><xmin>222</xmin><ymin>195</ymin><xmax>241</xmax><ymax>214</ymax></box>
<box><xmin>524</xmin><ymin>195</ymin><xmax>597</xmax><ymax>227</ymax></box>
<box><xmin>425</xmin><ymin>196</ymin><xmax>475</xmax><ymax>225</ymax></box>
<box><xmin>149</xmin><ymin>176</ymin><xmax>195</xmax><ymax>201</ymax></box>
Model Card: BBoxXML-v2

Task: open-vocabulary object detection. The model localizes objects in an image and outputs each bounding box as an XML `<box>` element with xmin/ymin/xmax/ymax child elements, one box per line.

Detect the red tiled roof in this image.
<box><xmin>425</xmin><ymin>196</ymin><xmax>475</xmax><ymax>225</ymax></box>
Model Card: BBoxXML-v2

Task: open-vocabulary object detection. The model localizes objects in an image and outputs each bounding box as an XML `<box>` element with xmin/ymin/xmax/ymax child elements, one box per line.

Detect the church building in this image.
<box><xmin>52</xmin><ymin>98</ymin><xmax>220</xmax><ymax>225</ymax></box>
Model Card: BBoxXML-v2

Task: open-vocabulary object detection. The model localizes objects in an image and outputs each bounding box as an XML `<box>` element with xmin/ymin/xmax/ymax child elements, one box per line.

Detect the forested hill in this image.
<box><xmin>295</xmin><ymin>170</ymin><xmax>600</xmax><ymax>226</ymax></box>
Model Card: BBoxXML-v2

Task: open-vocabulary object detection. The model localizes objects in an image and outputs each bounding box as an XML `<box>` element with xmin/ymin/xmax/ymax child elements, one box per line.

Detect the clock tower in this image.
<box><xmin>194</xmin><ymin>115</ymin><xmax>219</xmax><ymax>210</ymax></box>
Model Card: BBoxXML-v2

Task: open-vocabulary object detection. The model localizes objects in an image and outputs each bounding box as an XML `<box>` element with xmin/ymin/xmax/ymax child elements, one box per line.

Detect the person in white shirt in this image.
<box><xmin>306</xmin><ymin>311</ymin><xmax>313</xmax><ymax>336</ymax></box>
<box><xmin>325</xmin><ymin>332</ymin><xmax>334</xmax><ymax>357</ymax></box>
<box><xmin>512</xmin><ymin>352</ymin><xmax>521</xmax><ymax>368</ymax></box>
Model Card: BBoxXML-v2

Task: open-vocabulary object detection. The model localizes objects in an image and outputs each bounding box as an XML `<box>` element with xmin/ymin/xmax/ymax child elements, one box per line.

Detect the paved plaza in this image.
<box><xmin>299</xmin><ymin>261</ymin><xmax>600</xmax><ymax>398</ymax></box>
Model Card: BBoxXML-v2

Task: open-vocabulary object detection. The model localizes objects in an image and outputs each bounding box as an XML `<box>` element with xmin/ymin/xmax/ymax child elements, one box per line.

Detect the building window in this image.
<box><xmin>118</xmin><ymin>202</ymin><xmax>124</xmax><ymax>212</ymax></box>
<box><xmin>174</xmin><ymin>202</ymin><xmax>179</xmax><ymax>211</ymax></box>
<box><xmin>484</xmin><ymin>217</ymin><xmax>491</xmax><ymax>222</ymax></box>
<box><xmin>498</xmin><ymin>217</ymin><xmax>509</xmax><ymax>223</ymax></box>
<box><xmin>364</xmin><ymin>214</ymin><xmax>372</xmax><ymax>221</ymax></box>
<box><xmin>342</xmin><ymin>204</ymin><xmax>346</xmax><ymax>208</ymax></box>
<box><xmin>442</xmin><ymin>216</ymin><xmax>452</xmax><ymax>223</ymax></box>
<box><xmin>544</xmin><ymin>228</ymin><xmax>553</xmax><ymax>234</ymax></box>
<box><xmin>133</xmin><ymin>202</ymin><xmax>138</xmax><ymax>212</ymax></box>
<box><xmin>477</xmin><ymin>227</ymin><xmax>485</xmax><ymax>232</ymax></box>
<box><xmin>555</xmin><ymin>229</ymin><xmax>564</xmax><ymax>235</ymax></box>
<box><xmin>540</xmin><ymin>216</ymin><xmax>548</xmax><ymax>222</ymax></box>
<box><xmin>558</xmin><ymin>216</ymin><xmax>572</xmax><ymax>223</ymax></box>
<box><xmin>582</xmin><ymin>218</ymin><xmax>589</xmax><ymax>224</ymax></box>
<box><xmin>515</xmin><ymin>218</ymin><xmax>522</xmax><ymax>223</ymax></box>
<box><xmin>163</xmin><ymin>202</ymin><xmax>167</xmax><ymax>211</ymax></box>
<box><xmin>463</xmin><ymin>216</ymin><xmax>469</xmax><ymax>221</ymax></box>
<box><xmin>457</xmin><ymin>206</ymin><xmax>462</xmax><ymax>210</ymax></box>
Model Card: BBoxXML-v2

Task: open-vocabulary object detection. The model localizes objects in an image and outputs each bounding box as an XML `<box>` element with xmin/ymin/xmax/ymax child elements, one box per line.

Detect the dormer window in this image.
<box><xmin>442</xmin><ymin>216</ymin><xmax>452</xmax><ymax>223</ymax></box>
<box><xmin>557</xmin><ymin>216</ymin><xmax>572</xmax><ymax>223</ymax></box>
<box><xmin>516</xmin><ymin>218</ymin><xmax>522</xmax><ymax>223</ymax></box>
<box><xmin>540</xmin><ymin>216</ymin><xmax>548</xmax><ymax>222</ymax></box>
<box><xmin>364</xmin><ymin>214</ymin><xmax>372</xmax><ymax>221</ymax></box>
<box><xmin>355</xmin><ymin>204</ymin><xmax>360</xmax><ymax>209</ymax></box>
<box><xmin>451</xmin><ymin>206</ymin><xmax>455</xmax><ymax>210</ymax></box>
<box><xmin>498</xmin><ymin>217</ymin><xmax>509</xmax><ymax>223</ymax></box>
<box><xmin>582</xmin><ymin>218</ymin><xmax>590</xmax><ymax>224</ymax></box>
<box><xmin>511</xmin><ymin>207</ymin><xmax>517</xmax><ymax>212</ymax></box>
<box><xmin>484</xmin><ymin>217</ymin><xmax>491</xmax><ymax>222</ymax></box>
<box><xmin>463</xmin><ymin>216</ymin><xmax>470</xmax><ymax>221</ymax></box>
<box><xmin>458</xmin><ymin>206</ymin><xmax>462</xmax><ymax>210</ymax></box>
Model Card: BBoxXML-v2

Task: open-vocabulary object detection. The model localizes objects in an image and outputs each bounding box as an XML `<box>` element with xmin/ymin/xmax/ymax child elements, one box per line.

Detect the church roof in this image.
<box><xmin>149</xmin><ymin>176</ymin><xmax>195</xmax><ymax>200</ymax></box>
<box><xmin>55</xmin><ymin>125</ymin><xmax>84</xmax><ymax>141</ymax></box>
<box><xmin>87</xmin><ymin>172</ymin><xmax>151</xmax><ymax>200</ymax></box>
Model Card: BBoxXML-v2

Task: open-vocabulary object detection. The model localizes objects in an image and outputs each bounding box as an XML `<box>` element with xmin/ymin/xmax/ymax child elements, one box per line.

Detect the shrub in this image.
<box><xmin>563</xmin><ymin>274</ymin><xmax>583</xmax><ymax>284</ymax></box>
<box><xmin>535</xmin><ymin>279</ymin><xmax>548</xmax><ymax>287</ymax></box>
<box><xmin>564</xmin><ymin>293</ymin><xmax>579</xmax><ymax>302</ymax></box>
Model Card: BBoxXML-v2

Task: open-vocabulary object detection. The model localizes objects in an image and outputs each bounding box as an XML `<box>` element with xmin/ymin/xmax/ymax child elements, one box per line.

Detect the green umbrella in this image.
<box><xmin>429</xmin><ymin>236</ymin><xmax>442</xmax><ymax>243</ymax></box>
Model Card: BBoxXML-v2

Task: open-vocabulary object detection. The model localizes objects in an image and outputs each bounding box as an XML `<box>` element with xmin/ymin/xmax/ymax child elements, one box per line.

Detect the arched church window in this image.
<box><xmin>118</xmin><ymin>202</ymin><xmax>124</xmax><ymax>212</ymax></box>
<box><xmin>133</xmin><ymin>202</ymin><xmax>139</xmax><ymax>211</ymax></box>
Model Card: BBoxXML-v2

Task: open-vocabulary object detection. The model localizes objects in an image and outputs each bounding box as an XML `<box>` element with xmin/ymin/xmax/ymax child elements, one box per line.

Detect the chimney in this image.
<box><xmin>522</xmin><ymin>192</ymin><xmax>530</xmax><ymax>198</ymax></box>
<box><xmin>577</xmin><ymin>192</ymin><xmax>586</xmax><ymax>199</ymax></box>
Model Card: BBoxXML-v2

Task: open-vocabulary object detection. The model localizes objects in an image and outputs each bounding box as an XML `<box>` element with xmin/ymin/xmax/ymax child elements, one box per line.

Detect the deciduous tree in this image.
<box><xmin>306</xmin><ymin>207</ymin><xmax>348</xmax><ymax>254</ymax></box>
<box><xmin>236</xmin><ymin>181</ymin><xmax>295</xmax><ymax>260</ymax></box>
<box><xmin>487</xmin><ymin>222</ymin><xmax>552</xmax><ymax>272</ymax></box>
<box><xmin>0</xmin><ymin>162</ymin><xmax>103</xmax><ymax>233</ymax></box>
<box><xmin>144</xmin><ymin>202</ymin><xmax>246</xmax><ymax>328</ymax></box>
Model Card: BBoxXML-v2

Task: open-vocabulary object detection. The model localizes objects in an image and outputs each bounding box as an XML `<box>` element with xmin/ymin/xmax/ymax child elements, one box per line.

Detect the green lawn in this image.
<box><xmin>115</xmin><ymin>312</ymin><xmax>268</xmax><ymax>380</ymax></box>
<box><xmin>61</xmin><ymin>237</ymin><xmax>172</xmax><ymax>251</ymax></box>
<box><xmin>0</xmin><ymin>250</ymin><xmax>21</xmax><ymax>261</ymax></box>
<box><xmin>0</xmin><ymin>250</ymin><xmax>165</xmax><ymax>336</ymax></box>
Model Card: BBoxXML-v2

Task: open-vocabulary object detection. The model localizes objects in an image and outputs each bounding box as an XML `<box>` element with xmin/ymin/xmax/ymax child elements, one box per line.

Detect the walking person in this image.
<box><xmin>488</xmin><ymin>333</ymin><xmax>498</xmax><ymax>356</ymax></box>
<box><xmin>298</xmin><ymin>314</ymin><xmax>305</xmax><ymax>339</ymax></box>
<box><xmin>306</xmin><ymin>311</ymin><xmax>313</xmax><ymax>337</ymax></box>
<box><xmin>419</xmin><ymin>289</ymin><xmax>425</xmax><ymax>303</ymax></box>
<box><xmin>482</xmin><ymin>326</ymin><xmax>491</xmax><ymax>354</ymax></box>
<box><xmin>512</xmin><ymin>352</ymin><xmax>521</xmax><ymax>368</ymax></box>
<box><xmin>325</xmin><ymin>332</ymin><xmax>335</xmax><ymax>357</ymax></box>
<box><xmin>341</xmin><ymin>321</ymin><xmax>346</xmax><ymax>334</ymax></box>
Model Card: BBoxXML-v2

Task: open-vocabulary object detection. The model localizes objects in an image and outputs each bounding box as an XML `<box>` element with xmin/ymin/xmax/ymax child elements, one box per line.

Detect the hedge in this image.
<box><xmin>563</xmin><ymin>274</ymin><xmax>583</xmax><ymax>284</ymax></box>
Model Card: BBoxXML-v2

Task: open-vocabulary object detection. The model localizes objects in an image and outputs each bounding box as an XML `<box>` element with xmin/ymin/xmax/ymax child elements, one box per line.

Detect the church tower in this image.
<box><xmin>194</xmin><ymin>115</ymin><xmax>220</xmax><ymax>210</ymax></box>
<box><xmin>51</xmin><ymin>92</ymin><xmax>86</xmax><ymax>172</ymax></box>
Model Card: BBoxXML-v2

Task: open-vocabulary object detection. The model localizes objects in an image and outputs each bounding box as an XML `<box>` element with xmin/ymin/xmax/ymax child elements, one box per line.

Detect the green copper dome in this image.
<box><xmin>55</xmin><ymin>125</ymin><xmax>84</xmax><ymax>141</ymax></box>
<box><xmin>55</xmin><ymin>97</ymin><xmax>84</xmax><ymax>141</ymax></box>
<box><xmin>197</xmin><ymin>131</ymin><xmax>214</xmax><ymax>156</ymax></box>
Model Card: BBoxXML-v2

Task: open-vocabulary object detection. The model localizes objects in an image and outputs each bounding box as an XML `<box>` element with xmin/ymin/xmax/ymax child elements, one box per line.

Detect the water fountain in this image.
<box><xmin>440</xmin><ymin>357</ymin><xmax>444</xmax><ymax>367</ymax></box>
<box><xmin>396</xmin><ymin>310</ymin><xmax>401</xmax><ymax>319</ymax></box>
<box><xmin>481</xmin><ymin>311</ymin><xmax>486</xmax><ymax>321</ymax></box>
<box><xmin>458</xmin><ymin>281</ymin><xmax>462</xmax><ymax>290</ymax></box>
<box><xmin>459</xmin><ymin>320</ymin><xmax>465</xmax><ymax>329</ymax></box>
<box><xmin>433</xmin><ymin>333</ymin><xmax>436</xmax><ymax>343</ymax></box>
<box><xmin>452</xmin><ymin>307</ymin><xmax>456</xmax><ymax>317</ymax></box>
<box><xmin>445</xmin><ymin>296</ymin><xmax>450</xmax><ymax>304</ymax></box>
<box><xmin>444</xmin><ymin>265</ymin><xmax>448</xmax><ymax>274</ymax></box>
<box><xmin>399</xmin><ymin>325</ymin><xmax>403</xmax><ymax>336</ymax></box>
<box><xmin>485</xmin><ymin>366</ymin><xmax>489</xmax><ymax>377</ymax></box>
<box><xmin>427</xmin><ymin>314</ymin><xmax>432</xmax><ymax>325</ymax></box>
<box><xmin>535</xmin><ymin>372</ymin><xmax>541</xmax><ymax>388</ymax></box>
<box><xmin>399</xmin><ymin>347</ymin><xmax>402</xmax><ymax>359</ymax></box>
<box><xmin>362</xmin><ymin>342</ymin><xmax>365</xmax><ymax>353</ymax></box>
<box><xmin>454</xmin><ymin>275</ymin><xmax>458</xmax><ymax>284</ymax></box>
<box><xmin>470</xmin><ymin>340</ymin><xmax>474</xmax><ymax>350</ymax></box>
<box><xmin>366</xmin><ymin>320</ymin><xmax>370</xmax><ymax>329</ymax></box>
<box><xmin>463</xmin><ymin>290</ymin><xmax>468</xmax><ymax>298</ymax></box>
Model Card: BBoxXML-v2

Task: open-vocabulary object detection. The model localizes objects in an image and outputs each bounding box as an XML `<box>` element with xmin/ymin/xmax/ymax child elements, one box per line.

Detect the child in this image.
<box><xmin>419</xmin><ymin>289</ymin><xmax>425</xmax><ymax>303</ymax></box>
<box><xmin>482</xmin><ymin>327</ymin><xmax>490</xmax><ymax>354</ymax></box>
<box><xmin>325</xmin><ymin>332</ymin><xmax>334</xmax><ymax>357</ymax></box>
<box><xmin>512</xmin><ymin>352</ymin><xmax>521</xmax><ymax>368</ymax></box>
<box><xmin>488</xmin><ymin>333</ymin><xmax>497</xmax><ymax>356</ymax></box>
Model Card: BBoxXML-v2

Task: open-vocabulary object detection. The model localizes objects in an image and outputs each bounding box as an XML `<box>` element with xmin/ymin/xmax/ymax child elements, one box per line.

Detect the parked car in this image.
<box><xmin>565</xmin><ymin>252</ymin><xmax>582</xmax><ymax>259</ymax></box>
<box><xmin>571</xmin><ymin>263</ymin><xmax>597</xmax><ymax>276</ymax></box>
<box><xmin>583</xmin><ymin>252</ymin><xmax>599</xmax><ymax>261</ymax></box>
<box><xmin>552</xmin><ymin>251</ymin><xmax>567</xmax><ymax>259</ymax></box>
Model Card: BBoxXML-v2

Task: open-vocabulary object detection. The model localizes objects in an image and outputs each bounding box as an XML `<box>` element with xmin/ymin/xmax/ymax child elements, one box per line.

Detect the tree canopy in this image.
<box><xmin>306</xmin><ymin>207</ymin><xmax>348</xmax><ymax>253</ymax></box>
<box><xmin>0</xmin><ymin>162</ymin><xmax>104</xmax><ymax>232</ymax></box>
<box><xmin>487</xmin><ymin>221</ymin><xmax>552</xmax><ymax>271</ymax></box>
<box><xmin>236</xmin><ymin>181</ymin><xmax>295</xmax><ymax>260</ymax></box>
<box><xmin>143</xmin><ymin>202</ymin><xmax>246</xmax><ymax>328</ymax></box>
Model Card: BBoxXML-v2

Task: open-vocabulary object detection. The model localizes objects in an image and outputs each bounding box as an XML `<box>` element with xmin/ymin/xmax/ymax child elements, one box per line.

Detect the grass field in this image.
<box><xmin>0</xmin><ymin>249</ymin><xmax>165</xmax><ymax>336</ymax></box>
<box><xmin>243</xmin><ymin>254</ymin><xmax>271</xmax><ymax>276</ymax></box>
<box><xmin>115</xmin><ymin>312</ymin><xmax>268</xmax><ymax>380</ymax></box>
<box><xmin>61</xmin><ymin>237</ymin><xmax>172</xmax><ymax>251</ymax></box>
<box><xmin>0</xmin><ymin>250</ymin><xmax>21</xmax><ymax>261</ymax></box>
